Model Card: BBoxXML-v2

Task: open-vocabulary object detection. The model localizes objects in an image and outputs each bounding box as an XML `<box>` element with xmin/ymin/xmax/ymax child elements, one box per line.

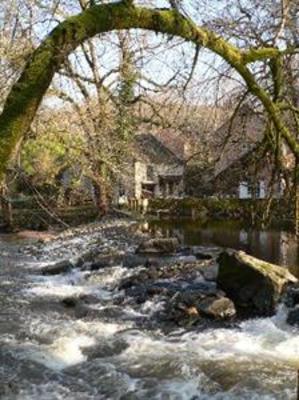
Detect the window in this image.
<box><xmin>239</xmin><ymin>181</ymin><xmax>262</xmax><ymax>199</ymax></box>
<box><xmin>239</xmin><ymin>182</ymin><xmax>249</xmax><ymax>199</ymax></box>
<box><xmin>146</xmin><ymin>165</ymin><xmax>154</xmax><ymax>180</ymax></box>
<box><xmin>247</xmin><ymin>182</ymin><xmax>260</xmax><ymax>198</ymax></box>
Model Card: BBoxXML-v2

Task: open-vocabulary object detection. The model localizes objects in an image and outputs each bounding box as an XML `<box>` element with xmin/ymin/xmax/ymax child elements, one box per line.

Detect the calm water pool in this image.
<box><xmin>146</xmin><ymin>219</ymin><xmax>299</xmax><ymax>276</ymax></box>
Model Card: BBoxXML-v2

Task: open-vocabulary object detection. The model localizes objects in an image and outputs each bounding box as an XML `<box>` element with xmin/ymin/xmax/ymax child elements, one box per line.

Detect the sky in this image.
<box><xmin>2</xmin><ymin>0</ymin><xmax>296</xmax><ymax>112</ymax></box>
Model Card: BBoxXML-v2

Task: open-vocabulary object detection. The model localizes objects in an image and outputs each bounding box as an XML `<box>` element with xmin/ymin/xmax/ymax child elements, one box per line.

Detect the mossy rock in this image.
<box><xmin>217</xmin><ymin>249</ymin><xmax>297</xmax><ymax>316</ymax></box>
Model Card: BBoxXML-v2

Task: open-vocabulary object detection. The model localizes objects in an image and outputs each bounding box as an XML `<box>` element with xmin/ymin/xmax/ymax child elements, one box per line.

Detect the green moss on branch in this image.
<box><xmin>0</xmin><ymin>1</ymin><xmax>294</xmax><ymax>181</ymax></box>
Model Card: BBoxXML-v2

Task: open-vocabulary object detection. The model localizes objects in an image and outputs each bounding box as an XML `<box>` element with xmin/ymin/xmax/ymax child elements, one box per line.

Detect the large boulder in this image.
<box><xmin>217</xmin><ymin>250</ymin><xmax>297</xmax><ymax>316</ymax></box>
<box><xmin>136</xmin><ymin>238</ymin><xmax>179</xmax><ymax>254</ymax></box>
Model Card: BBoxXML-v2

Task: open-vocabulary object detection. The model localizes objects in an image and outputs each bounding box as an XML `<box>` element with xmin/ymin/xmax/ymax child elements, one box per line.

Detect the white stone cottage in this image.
<box><xmin>133</xmin><ymin>133</ymin><xmax>185</xmax><ymax>200</ymax></box>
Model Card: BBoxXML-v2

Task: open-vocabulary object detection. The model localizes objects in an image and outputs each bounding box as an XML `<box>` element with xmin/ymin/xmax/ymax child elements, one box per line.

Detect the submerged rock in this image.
<box><xmin>197</xmin><ymin>296</ymin><xmax>236</xmax><ymax>319</ymax></box>
<box><xmin>83</xmin><ymin>338</ymin><xmax>129</xmax><ymax>359</ymax></box>
<box><xmin>164</xmin><ymin>292</ymin><xmax>201</xmax><ymax>326</ymax></box>
<box><xmin>86</xmin><ymin>254</ymin><xmax>123</xmax><ymax>271</ymax></box>
<box><xmin>287</xmin><ymin>306</ymin><xmax>299</xmax><ymax>326</ymax></box>
<box><xmin>284</xmin><ymin>285</ymin><xmax>299</xmax><ymax>308</ymax></box>
<box><xmin>195</xmin><ymin>252</ymin><xmax>213</xmax><ymax>260</ymax></box>
<box><xmin>122</xmin><ymin>254</ymin><xmax>147</xmax><ymax>268</ymax></box>
<box><xmin>62</xmin><ymin>297</ymin><xmax>78</xmax><ymax>308</ymax></box>
<box><xmin>200</xmin><ymin>262</ymin><xmax>219</xmax><ymax>281</ymax></box>
<box><xmin>136</xmin><ymin>237</ymin><xmax>179</xmax><ymax>254</ymax></box>
<box><xmin>217</xmin><ymin>250</ymin><xmax>297</xmax><ymax>316</ymax></box>
<box><xmin>41</xmin><ymin>260</ymin><xmax>73</xmax><ymax>275</ymax></box>
<box><xmin>162</xmin><ymin>289</ymin><xmax>235</xmax><ymax>326</ymax></box>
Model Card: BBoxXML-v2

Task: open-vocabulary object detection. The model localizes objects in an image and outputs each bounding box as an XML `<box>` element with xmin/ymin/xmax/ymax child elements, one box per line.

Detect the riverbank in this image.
<box><xmin>1</xmin><ymin>218</ymin><xmax>299</xmax><ymax>399</ymax></box>
<box><xmin>146</xmin><ymin>197</ymin><xmax>293</xmax><ymax>228</ymax></box>
<box><xmin>0</xmin><ymin>196</ymin><xmax>294</xmax><ymax>232</ymax></box>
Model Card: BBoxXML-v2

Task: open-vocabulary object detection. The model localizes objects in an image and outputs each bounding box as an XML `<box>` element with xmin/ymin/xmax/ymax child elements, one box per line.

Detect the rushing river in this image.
<box><xmin>0</xmin><ymin>221</ymin><xmax>299</xmax><ymax>399</ymax></box>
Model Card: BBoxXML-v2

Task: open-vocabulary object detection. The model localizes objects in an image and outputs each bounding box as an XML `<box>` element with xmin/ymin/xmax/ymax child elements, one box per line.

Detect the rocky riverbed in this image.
<box><xmin>1</xmin><ymin>218</ymin><xmax>299</xmax><ymax>399</ymax></box>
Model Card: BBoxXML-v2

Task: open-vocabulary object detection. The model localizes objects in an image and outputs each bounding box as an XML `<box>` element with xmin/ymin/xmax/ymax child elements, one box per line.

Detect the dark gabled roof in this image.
<box><xmin>151</xmin><ymin>129</ymin><xmax>187</xmax><ymax>160</ymax></box>
<box><xmin>134</xmin><ymin>133</ymin><xmax>183</xmax><ymax>165</ymax></box>
<box><xmin>213</xmin><ymin>109</ymin><xmax>265</xmax><ymax>177</ymax></box>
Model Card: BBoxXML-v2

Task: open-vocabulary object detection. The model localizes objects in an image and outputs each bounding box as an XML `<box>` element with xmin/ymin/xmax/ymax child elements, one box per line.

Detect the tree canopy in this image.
<box><xmin>0</xmin><ymin>0</ymin><xmax>298</xmax><ymax>183</ymax></box>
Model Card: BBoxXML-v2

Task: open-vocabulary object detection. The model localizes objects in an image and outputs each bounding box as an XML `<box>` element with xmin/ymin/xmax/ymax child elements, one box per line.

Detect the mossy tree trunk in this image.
<box><xmin>0</xmin><ymin>183</ymin><xmax>13</xmax><ymax>232</ymax></box>
<box><xmin>295</xmin><ymin>159</ymin><xmax>299</xmax><ymax>237</ymax></box>
<box><xmin>93</xmin><ymin>178</ymin><xmax>109</xmax><ymax>217</ymax></box>
<box><xmin>0</xmin><ymin>1</ymin><xmax>298</xmax><ymax>190</ymax></box>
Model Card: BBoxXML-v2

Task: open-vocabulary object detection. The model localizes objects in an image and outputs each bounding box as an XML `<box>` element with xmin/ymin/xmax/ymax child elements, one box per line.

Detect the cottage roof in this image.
<box><xmin>151</xmin><ymin>129</ymin><xmax>188</xmax><ymax>160</ymax></box>
<box><xmin>134</xmin><ymin>133</ymin><xmax>183</xmax><ymax>165</ymax></box>
<box><xmin>213</xmin><ymin>109</ymin><xmax>265</xmax><ymax>177</ymax></box>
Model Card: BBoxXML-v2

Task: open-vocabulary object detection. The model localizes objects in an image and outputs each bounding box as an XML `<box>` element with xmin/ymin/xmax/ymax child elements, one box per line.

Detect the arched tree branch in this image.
<box><xmin>0</xmin><ymin>0</ymin><xmax>296</xmax><ymax>181</ymax></box>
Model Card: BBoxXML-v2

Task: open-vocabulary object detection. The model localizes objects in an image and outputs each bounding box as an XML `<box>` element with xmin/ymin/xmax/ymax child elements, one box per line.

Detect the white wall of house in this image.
<box><xmin>157</xmin><ymin>165</ymin><xmax>184</xmax><ymax>176</ymax></box>
<box><xmin>239</xmin><ymin>182</ymin><xmax>251</xmax><ymax>199</ymax></box>
<box><xmin>239</xmin><ymin>180</ymin><xmax>266</xmax><ymax>199</ymax></box>
<box><xmin>134</xmin><ymin>161</ymin><xmax>148</xmax><ymax>199</ymax></box>
<box><xmin>134</xmin><ymin>161</ymin><xmax>184</xmax><ymax>199</ymax></box>
<box><xmin>259</xmin><ymin>180</ymin><xmax>266</xmax><ymax>199</ymax></box>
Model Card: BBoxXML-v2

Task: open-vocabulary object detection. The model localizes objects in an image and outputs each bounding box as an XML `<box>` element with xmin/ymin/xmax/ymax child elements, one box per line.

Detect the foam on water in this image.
<box><xmin>13</xmin><ymin>316</ymin><xmax>133</xmax><ymax>372</ymax></box>
<box><xmin>86</xmin><ymin>265</ymin><xmax>131</xmax><ymax>286</ymax></box>
<box><xmin>24</xmin><ymin>268</ymin><xmax>112</xmax><ymax>299</ymax></box>
<box><xmin>11</xmin><ymin>382</ymin><xmax>97</xmax><ymax>400</ymax></box>
<box><xmin>182</xmin><ymin>305</ymin><xmax>299</xmax><ymax>368</ymax></box>
<box><xmin>2</xmin><ymin>225</ymin><xmax>299</xmax><ymax>399</ymax></box>
<box><xmin>98</xmin><ymin>305</ymin><xmax>297</xmax><ymax>399</ymax></box>
<box><xmin>116</xmin><ymin>305</ymin><xmax>299</xmax><ymax>368</ymax></box>
<box><xmin>22</xmin><ymin>335</ymin><xmax>95</xmax><ymax>370</ymax></box>
<box><xmin>15</xmin><ymin>263</ymin><xmax>299</xmax><ymax>398</ymax></box>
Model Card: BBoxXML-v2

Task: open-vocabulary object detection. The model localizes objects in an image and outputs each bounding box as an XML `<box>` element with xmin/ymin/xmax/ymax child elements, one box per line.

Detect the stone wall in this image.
<box><xmin>0</xmin><ymin>205</ymin><xmax>99</xmax><ymax>230</ymax></box>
